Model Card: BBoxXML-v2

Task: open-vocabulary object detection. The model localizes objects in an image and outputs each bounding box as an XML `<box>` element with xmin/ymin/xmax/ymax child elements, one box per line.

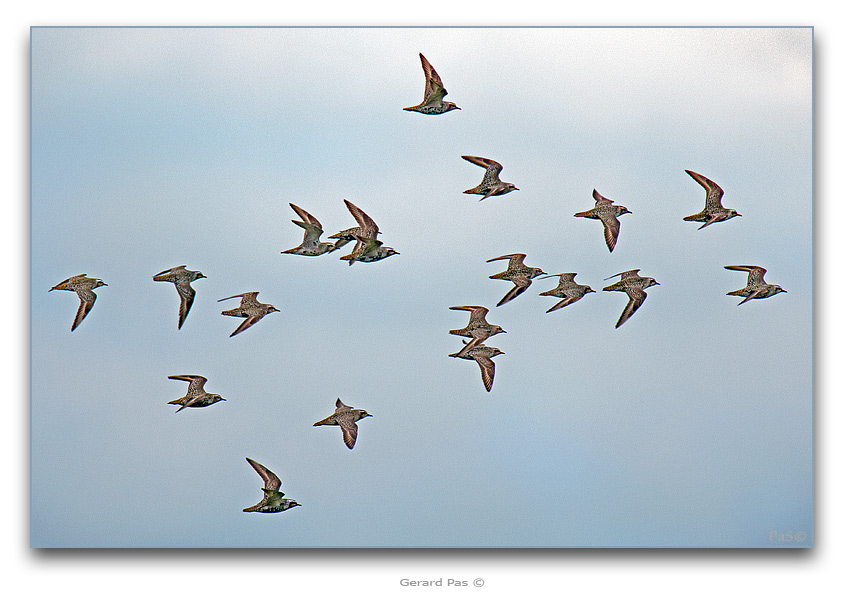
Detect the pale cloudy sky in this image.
<box><xmin>30</xmin><ymin>26</ymin><xmax>811</xmax><ymax>548</ymax></box>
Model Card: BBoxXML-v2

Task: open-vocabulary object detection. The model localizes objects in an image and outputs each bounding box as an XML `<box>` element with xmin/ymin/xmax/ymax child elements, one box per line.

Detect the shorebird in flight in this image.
<box><xmin>683</xmin><ymin>170</ymin><xmax>741</xmax><ymax>229</ymax></box>
<box><xmin>242</xmin><ymin>458</ymin><xmax>301</xmax><ymax>513</ymax></box>
<box><xmin>166</xmin><ymin>375</ymin><xmax>225</xmax><ymax>412</ymax></box>
<box><xmin>487</xmin><ymin>253</ymin><xmax>545</xmax><ymax>306</ymax></box>
<box><xmin>449</xmin><ymin>340</ymin><xmax>503</xmax><ymax>392</ymax></box>
<box><xmin>462</xmin><ymin>156</ymin><xmax>519</xmax><ymax>200</ymax></box>
<box><xmin>602</xmin><ymin>269</ymin><xmax>660</xmax><ymax>328</ymax></box>
<box><xmin>281</xmin><ymin>203</ymin><xmax>340</xmax><ymax>256</ymax></box>
<box><xmin>49</xmin><ymin>274</ymin><xmax>107</xmax><ymax>331</ymax></box>
<box><xmin>538</xmin><ymin>273</ymin><xmax>595</xmax><ymax>313</ymax></box>
<box><xmin>153</xmin><ymin>265</ymin><xmax>206</xmax><ymax>329</ymax></box>
<box><xmin>724</xmin><ymin>265</ymin><xmax>786</xmax><ymax>304</ymax></box>
<box><xmin>403</xmin><ymin>53</ymin><xmax>460</xmax><ymax>115</ymax></box>
<box><xmin>574</xmin><ymin>189</ymin><xmax>631</xmax><ymax>252</ymax></box>
<box><xmin>313</xmin><ymin>398</ymin><xmax>372</xmax><ymax>450</ymax></box>
<box><xmin>218</xmin><ymin>292</ymin><xmax>279</xmax><ymax>337</ymax></box>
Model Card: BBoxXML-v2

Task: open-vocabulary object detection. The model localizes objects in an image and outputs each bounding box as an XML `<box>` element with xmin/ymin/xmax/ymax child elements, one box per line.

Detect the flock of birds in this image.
<box><xmin>47</xmin><ymin>52</ymin><xmax>787</xmax><ymax>513</ymax></box>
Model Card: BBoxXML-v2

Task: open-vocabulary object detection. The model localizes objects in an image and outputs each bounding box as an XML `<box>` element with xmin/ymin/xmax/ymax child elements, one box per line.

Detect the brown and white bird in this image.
<box><xmin>462</xmin><ymin>156</ymin><xmax>518</xmax><ymax>200</ymax></box>
<box><xmin>487</xmin><ymin>253</ymin><xmax>546</xmax><ymax>306</ymax></box>
<box><xmin>152</xmin><ymin>265</ymin><xmax>206</xmax><ymax>329</ymax></box>
<box><xmin>724</xmin><ymin>265</ymin><xmax>786</xmax><ymax>304</ymax></box>
<box><xmin>449</xmin><ymin>340</ymin><xmax>503</xmax><ymax>392</ymax></box>
<box><xmin>281</xmin><ymin>203</ymin><xmax>339</xmax><ymax>256</ymax></box>
<box><xmin>448</xmin><ymin>305</ymin><xmax>506</xmax><ymax>356</ymax></box>
<box><xmin>49</xmin><ymin>274</ymin><xmax>107</xmax><ymax>331</ymax></box>
<box><xmin>602</xmin><ymin>269</ymin><xmax>659</xmax><ymax>328</ymax></box>
<box><xmin>242</xmin><ymin>458</ymin><xmax>301</xmax><ymax>513</ymax></box>
<box><xmin>403</xmin><ymin>52</ymin><xmax>460</xmax><ymax>115</ymax></box>
<box><xmin>538</xmin><ymin>273</ymin><xmax>595</xmax><ymax>313</ymax></box>
<box><xmin>313</xmin><ymin>398</ymin><xmax>372</xmax><ymax>450</ymax></box>
<box><xmin>218</xmin><ymin>292</ymin><xmax>279</xmax><ymax>337</ymax></box>
<box><xmin>573</xmin><ymin>189</ymin><xmax>631</xmax><ymax>253</ymax></box>
<box><xmin>166</xmin><ymin>374</ymin><xmax>225</xmax><ymax>412</ymax></box>
<box><xmin>337</xmin><ymin>199</ymin><xmax>399</xmax><ymax>265</ymax></box>
<box><xmin>683</xmin><ymin>170</ymin><xmax>741</xmax><ymax>229</ymax></box>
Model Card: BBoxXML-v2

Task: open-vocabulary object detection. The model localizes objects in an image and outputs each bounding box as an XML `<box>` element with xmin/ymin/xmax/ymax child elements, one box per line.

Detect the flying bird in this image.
<box><xmin>487</xmin><ymin>253</ymin><xmax>546</xmax><ymax>306</ymax></box>
<box><xmin>242</xmin><ymin>458</ymin><xmax>301</xmax><ymax>513</ymax></box>
<box><xmin>683</xmin><ymin>170</ymin><xmax>741</xmax><ymax>229</ymax></box>
<box><xmin>166</xmin><ymin>375</ymin><xmax>225</xmax><ymax>412</ymax></box>
<box><xmin>337</xmin><ymin>200</ymin><xmax>399</xmax><ymax>265</ymax></box>
<box><xmin>724</xmin><ymin>265</ymin><xmax>786</xmax><ymax>304</ymax></box>
<box><xmin>573</xmin><ymin>189</ymin><xmax>631</xmax><ymax>253</ymax></box>
<box><xmin>218</xmin><ymin>292</ymin><xmax>279</xmax><ymax>337</ymax></box>
<box><xmin>538</xmin><ymin>273</ymin><xmax>595</xmax><ymax>313</ymax></box>
<box><xmin>313</xmin><ymin>398</ymin><xmax>372</xmax><ymax>450</ymax></box>
<box><xmin>602</xmin><ymin>269</ymin><xmax>660</xmax><ymax>328</ymax></box>
<box><xmin>152</xmin><ymin>265</ymin><xmax>206</xmax><ymax>329</ymax></box>
<box><xmin>462</xmin><ymin>156</ymin><xmax>519</xmax><ymax>200</ymax></box>
<box><xmin>449</xmin><ymin>340</ymin><xmax>503</xmax><ymax>392</ymax></box>
<box><xmin>49</xmin><ymin>274</ymin><xmax>107</xmax><ymax>331</ymax></box>
<box><xmin>403</xmin><ymin>52</ymin><xmax>460</xmax><ymax>115</ymax></box>
<box><xmin>281</xmin><ymin>203</ymin><xmax>340</xmax><ymax>256</ymax></box>
<box><xmin>448</xmin><ymin>305</ymin><xmax>506</xmax><ymax>356</ymax></box>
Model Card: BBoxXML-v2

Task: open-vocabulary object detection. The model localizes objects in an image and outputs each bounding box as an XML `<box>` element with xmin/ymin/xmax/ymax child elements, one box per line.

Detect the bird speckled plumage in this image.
<box><xmin>487</xmin><ymin>253</ymin><xmax>546</xmax><ymax>306</ymax></box>
<box><xmin>449</xmin><ymin>340</ymin><xmax>503</xmax><ymax>392</ymax></box>
<box><xmin>683</xmin><ymin>170</ymin><xmax>741</xmax><ymax>229</ymax></box>
<box><xmin>49</xmin><ymin>274</ymin><xmax>107</xmax><ymax>331</ymax></box>
<box><xmin>573</xmin><ymin>189</ymin><xmax>631</xmax><ymax>252</ymax></box>
<box><xmin>152</xmin><ymin>265</ymin><xmax>206</xmax><ymax>329</ymax></box>
<box><xmin>448</xmin><ymin>305</ymin><xmax>506</xmax><ymax>356</ymax></box>
<box><xmin>242</xmin><ymin>458</ymin><xmax>301</xmax><ymax>513</ymax></box>
<box><xmin>337</xmin><ymin>200</ymin><xmax>399</xmax><ymax>265</ymax></box>
<box><xmin>602</xmin><ymin>269</ymin><xmax>660</xmax><ymax>328</ymax></box>
<box><xmin>166</xmin><ymin>374</ymin><xmax>225</xmax><ymax>412</ymax></box>
<box><xmin>462</xmin><ymin>156</ymin><xmax>519</xmax><ymax>200</ymax></box>
<box><xmin>218</xmin><ymin>292</ymin><xmax>279</xmax><ymax>337</ymax></box>
<box><xmin>328</xmin><ymin>226</ymin><xmax>376</xmax><ymax>249</ymax></box>
<box><xmin>403</xmin><ymin>53</ymin><xmax>460</xmax><ymax>115</ymax></box>
<box><xmin>313</xmin><ymin>398</ymin><xmax>372</xmax><ymax>450</ymax></box>
<box><xmin>281</xmin><ymin>203</ymin><xmax>340</xmax><ymax>256</ymax></box>
<box><xmin>725</xmin><ymin>265</ymin><xmax>786</xmax><ymax>304</ymax></box>
<box><xmin>538</xmin><ymin>273</ymin><xmax>595</xmax><ymax>313</ymax></box>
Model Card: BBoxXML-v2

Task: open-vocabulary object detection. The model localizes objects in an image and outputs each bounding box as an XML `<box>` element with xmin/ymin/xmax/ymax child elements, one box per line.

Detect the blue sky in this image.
<box><xmin>30</xmin><ymin>26</ymin><xmax>812</xmax><ymax>547</ymax></box>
